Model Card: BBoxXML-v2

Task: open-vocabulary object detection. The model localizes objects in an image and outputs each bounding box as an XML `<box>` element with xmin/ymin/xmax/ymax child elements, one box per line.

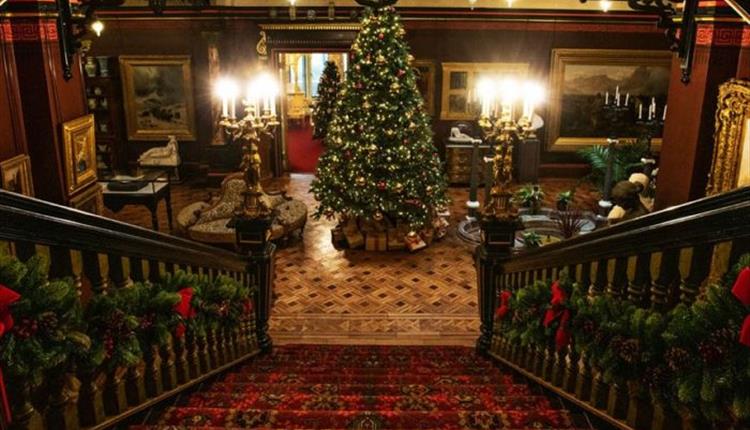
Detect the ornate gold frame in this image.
<box><xmin>62</xmin><ymin>114</ymin><xmax>97</xmax><ymax>195</ymax></box>
<box><xmin>547</xmin><ymin>49</ymin><xmax>672</xmax><ymax>152</ymax></box>
<box><xmin>0</xmin><ymin>154</ymin><xmax>34</xmax><ymax>197</ymax></box>
<box><xmin>706</xmin><ymin>79</ymin><xmax>750</xmax><ymax>195</ymax></box>
<box><xmin>413</xmin><ymin>59</ymin><xmax>436</xmax><ymax>116</ymax></box>
<box><xmin>120</xmin><ymin>55</ymin><xmax>197</xmax><ymax>141</ymax></box>
<box><xmin>440</xmin><ymin>62</ymin><xmax>529</xmax><ymax>121</ymax></box>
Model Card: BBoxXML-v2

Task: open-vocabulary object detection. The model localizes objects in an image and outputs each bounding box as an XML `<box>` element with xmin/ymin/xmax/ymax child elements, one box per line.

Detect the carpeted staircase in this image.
<box><xmin>133</xmin><ymin>345</ymin><xmax>591</xmax><ymax>429</ymax></box>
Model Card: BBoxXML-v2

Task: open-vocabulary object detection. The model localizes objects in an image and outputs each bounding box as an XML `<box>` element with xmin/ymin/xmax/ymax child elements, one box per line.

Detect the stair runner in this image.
<box><xmin>133</xmin><ymin>344</ymin><xmax>590</xmax><ymax>429</ymax></box>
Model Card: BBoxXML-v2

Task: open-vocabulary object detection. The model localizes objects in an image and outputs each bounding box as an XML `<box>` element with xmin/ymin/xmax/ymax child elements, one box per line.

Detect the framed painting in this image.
<box><xmin>0</xmin><ymin>154</ymin><xmax>34</xmax><ymax>197</ymax></box>
<box><xmin>62</xmin><ymin>114</ymin><xmax>97</xmax><ymax>195</ymax></box>
<box><xmin>706</xmin><ymin>79</ymin><xmax>750</xmax><ymax>195</ymax></box>
<box><xmin>413</xmin><ymin>60</ymin><xmax>436</xmax><ymax>116</ymax></box>
<box><xmin>548</xmin><ymin>49</ymin><xmax>672</xmax><ymax>151</ymax></box>
<box><xmin>120</xmin><ymin>55</ymin><xmax>196</xmax><ymax>141</ymax></box>
<box><xmin>440</xmin><ymin>62</ymin><xmax>529</xmax><ymax>121</ymax></box>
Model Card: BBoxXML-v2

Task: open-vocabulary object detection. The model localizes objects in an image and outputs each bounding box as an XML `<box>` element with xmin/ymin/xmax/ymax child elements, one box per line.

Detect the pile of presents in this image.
<box><xmin>332</xmin><ymin>212</ymin><xmax>450</xmax><ymax>252</ymax></box>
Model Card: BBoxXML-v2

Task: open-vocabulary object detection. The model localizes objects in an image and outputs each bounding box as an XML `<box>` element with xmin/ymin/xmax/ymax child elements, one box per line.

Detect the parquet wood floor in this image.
<box><xmin>106</xmin><ymin>174</ymin><xmax>598</xmax><ymax>346</ymax></box>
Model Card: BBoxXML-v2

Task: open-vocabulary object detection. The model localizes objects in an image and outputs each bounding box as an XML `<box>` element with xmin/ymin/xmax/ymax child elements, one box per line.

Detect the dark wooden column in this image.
<box><xmin>8</xmin><ymin>0</ymin><xmax>90</xmax><ymax>205</ymax></box>
<box><xmin>656</xmin><ymin>12</ymin><xmax>748</xmax><ymax>209</ymax></box>
<box><xmin>0</xmin><ymin>22</ymin><xmax>28</xmax><ymax>162</ymax></box>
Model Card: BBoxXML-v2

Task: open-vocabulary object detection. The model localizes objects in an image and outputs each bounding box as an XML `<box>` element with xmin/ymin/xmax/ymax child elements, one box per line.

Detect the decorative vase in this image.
<box><xmin>84</xmin><ymin>57</ymin><xmax>98</xmax><ymax>78</ymax></box>
<box><xmin>96</xmin><ymin>57</ymin><xmax>109</xmax><ymax>77</ymax></box>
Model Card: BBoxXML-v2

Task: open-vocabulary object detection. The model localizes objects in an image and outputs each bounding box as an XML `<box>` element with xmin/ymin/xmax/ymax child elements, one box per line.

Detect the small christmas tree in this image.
<box><xmin>312</xmin><ymin>61</ymin><xmax>341</xmax><ymax>140</ymax></box>
<box><xmin>311</xmin><ymin>5</ymin><xmax>448</xmax><ymax>249</ymax></box>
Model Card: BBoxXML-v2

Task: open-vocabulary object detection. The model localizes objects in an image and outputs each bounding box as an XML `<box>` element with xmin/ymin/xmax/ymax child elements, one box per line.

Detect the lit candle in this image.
<box><xmin>221</xmin><ymin>95</ymin><xmax>228</xmax><ymax>118</ymax></box>
<box><xmin>638</xmin><ymin>103</ymin><xmax>643</xmax><ymax>120</ymax></box>
<box><xmin>605</xmin><ymin>91</ymin><xmax>609</xmax><ymax>105</ymax></box>
<box><xmin>615</xmin><ymin>86</ymin><xmax>620</xmax><ymax>106</ymax></box>
<box><xmin>662</xmin><ymin>104</ymin><xmax>667</xmax><ymax>121</ymax></box>
<box><xmin>229</xmin><ymin>94</ymin><xmax>236</xmax><ymax>119</ymax></box>
<box><xmin>624</xmin><ymin>93</ymin><xmax>629</xmax><ymax>106</ymax></box>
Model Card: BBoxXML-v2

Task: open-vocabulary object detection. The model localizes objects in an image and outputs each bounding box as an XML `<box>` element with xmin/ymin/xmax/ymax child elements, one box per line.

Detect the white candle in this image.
<box><xmin>221</xmin><ymin>96</ymin><xmax>228</xmax><ymax>117</ymax></box>
<box><xmin>638</xmin><ymin>103</ymin><xmax>643</xmax><ymax>120</ymax></box>
<box><xmin>605</xmin><ymin>91</ymin><xmax>609</xmax><ymax>105</ymax></box>
<box><xmin>662</xmin><ymin>104</ymin><xmax>667</xmax><ymax>121</ymax></box>
<box><xmin>229</xmin><ymin>95</ymin><xmax>236</xmax><ymax>119</ymax></box>
<box><xmin>615</xmin><ymin>86</ymin><xmax>620</xmax><ymax>106</ymax></box>
<box><xmin>271</xmin><ymin>98</ymin><xmax>276</xmax><ymax>116</ymax></box>
<box><xmin>625</xmin><ymin>93</ymin><xmax>629</xmax><ymax>106</ymax></box>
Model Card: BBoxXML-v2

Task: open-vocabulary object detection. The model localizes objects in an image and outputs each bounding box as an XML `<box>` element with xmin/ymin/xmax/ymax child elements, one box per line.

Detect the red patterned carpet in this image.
<box><xmin>132</xmin><ymin>345</ymin><xmax>590</xmax><ymax>429</ymax></box>
<box><xmin>287</xmin><ymin>122</ymin><xmax>323</xmax><ymax>173</ymax></box>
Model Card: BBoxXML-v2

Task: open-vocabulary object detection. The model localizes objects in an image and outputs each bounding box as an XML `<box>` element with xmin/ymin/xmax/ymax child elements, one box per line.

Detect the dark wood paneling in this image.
<box><xmin>0</xmin><ymin>28</ymin><xmax>27</xmax><ymax>161</ymax></box>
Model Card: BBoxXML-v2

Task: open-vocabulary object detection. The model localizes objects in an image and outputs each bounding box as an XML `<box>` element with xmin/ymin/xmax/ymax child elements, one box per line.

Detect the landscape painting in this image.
<box><xmin>548</xmin><ymin>49</ymin><xmax>672</xmax><ymax>151</ymax></box>
<box><xmin>120</xmin><ymin>55</ymin><xmax>196</xmax><ymax>141</ymax></box>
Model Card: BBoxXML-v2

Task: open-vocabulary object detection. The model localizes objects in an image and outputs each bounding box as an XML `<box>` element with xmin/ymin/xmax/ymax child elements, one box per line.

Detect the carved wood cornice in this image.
<box><xmin>706</xmin><ymin>79</ymin><xmax>750</xmax><ymax>195</ymax></box>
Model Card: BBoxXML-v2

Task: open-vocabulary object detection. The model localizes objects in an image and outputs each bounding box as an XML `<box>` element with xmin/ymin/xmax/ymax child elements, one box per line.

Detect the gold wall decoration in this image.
<box><xmin>62</xmin><ymin>114</ymin><xmax>97</xmax><ymax>195</ymax></box>
<box><xmin>0</xmin><ymin>154</ymin><xmax>34</xmax><ymax>197</ymax></box>
<box><xmin>706</xmin><ymin>79</ymin><xmax>750</xmax><ymax>195</ymax></box>
<box><xmin>439</xmin><ymin>62</ymin><xmax>529</xmax><ymax>121</ymax></box>
<box><xmin>256</xmin><ymin>31</ymin><xmax>268</xmax><ymax>59</ymax></box>
<box><xmin>413</xmin><ymin>60</ymin><xmax>436</xmax><ymax>116</ymax></box>
<box><xmin>548</xmin><ymin>49</ymin><xmax>672</xmax><ymax>151</ymax></box>
<box><xmin>120</xmin><ymin>55</ymin><xmax>197</xmax><ymax>141</ymax></box>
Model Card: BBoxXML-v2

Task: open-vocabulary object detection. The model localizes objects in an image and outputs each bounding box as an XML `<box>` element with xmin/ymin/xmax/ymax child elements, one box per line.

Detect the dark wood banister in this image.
<box><xmin>0</xmin><ymin>190</ymin><xmax>247</xmax><ymax>272</ymax></box>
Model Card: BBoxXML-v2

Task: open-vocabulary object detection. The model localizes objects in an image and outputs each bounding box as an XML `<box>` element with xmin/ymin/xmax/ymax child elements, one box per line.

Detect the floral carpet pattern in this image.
<box><xmin>133</xmin><ymin>345</ymin><xmax>588</xmax><ymax>429</ymax></box>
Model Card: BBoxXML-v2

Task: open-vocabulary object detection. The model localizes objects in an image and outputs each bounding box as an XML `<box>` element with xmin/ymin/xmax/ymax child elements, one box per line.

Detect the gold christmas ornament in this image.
<box><xmin>394</xmin><ymin>182</ymin><xmax>404</xmax><ymax>193</ymax></box>
<box><xmin>356</xmin><ymin>176</ymin><xmax>366</xmax><ymax>186</ymax></box>
<box><xmin>373</xmin><ymin>211</ymin><xmax>384</xmax><ymax>221</ymax></box>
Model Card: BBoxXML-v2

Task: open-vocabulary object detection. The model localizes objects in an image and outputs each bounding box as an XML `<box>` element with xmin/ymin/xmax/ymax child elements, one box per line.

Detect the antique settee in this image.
<box><xmin>177</xmin><ymin>173</ymin><xmax>307</xmax><ymax>245</ymax></box>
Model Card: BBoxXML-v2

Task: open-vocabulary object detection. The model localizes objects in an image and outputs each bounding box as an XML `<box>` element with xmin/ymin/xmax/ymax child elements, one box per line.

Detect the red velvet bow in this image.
<box><xmin>0</xmin><ymin>284</ymin><xmax>21</xmax><ymax>424</ymax></box>
<box><xmin>732</xmin><ymin>268</ymin><xmax>750</xmax><ymax>346</ymax></box>
<box><xmin>495</xmin><ymin>291</ymin><xmax>512</xmax><ymax>319</ymax></box>
<box><xmin>542</xmin><ymin>281</ymin><xmax>571</xmax><ymax>351</ymax></box>
<box><xmin>174</xmin><ymin>288</ymin><xmax>195</xmax><ymax>339</ymax></box>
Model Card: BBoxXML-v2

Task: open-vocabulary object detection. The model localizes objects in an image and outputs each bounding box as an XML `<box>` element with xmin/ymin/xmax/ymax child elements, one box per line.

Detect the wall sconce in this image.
<box><xmin>56</xmin><ymin>0</ymin><xmax>123</xmax><ymax>81</ymax></box>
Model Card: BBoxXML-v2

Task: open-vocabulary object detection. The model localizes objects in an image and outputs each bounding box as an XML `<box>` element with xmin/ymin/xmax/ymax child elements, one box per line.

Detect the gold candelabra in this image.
<box><xmin>215</xmin><ymin>74</ymin><xmax>279</xmax><ymax>220</ymax></box>
<box><xmin>475</xmin><ymin>77</ymin><xmax>544</xmax><ymax>221</ymax></box>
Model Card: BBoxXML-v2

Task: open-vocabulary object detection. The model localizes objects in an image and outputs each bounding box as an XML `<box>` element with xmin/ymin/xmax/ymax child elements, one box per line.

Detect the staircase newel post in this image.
<box><xmin>475</xmin><ymin>217</ymin><xmax>520</xmax><ymax>356</ymax></box>
<box><xmin>232</xmin><ymin>216</ymin><xmax>276</xmax><ymax>354</ymax></box>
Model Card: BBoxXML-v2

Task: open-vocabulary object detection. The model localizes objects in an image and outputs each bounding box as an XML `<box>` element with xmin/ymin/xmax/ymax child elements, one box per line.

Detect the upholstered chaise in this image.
<box><xmin>177</xmin><ymin>173</ymin><xmax>307</xmax><ymax>245</ymax></box>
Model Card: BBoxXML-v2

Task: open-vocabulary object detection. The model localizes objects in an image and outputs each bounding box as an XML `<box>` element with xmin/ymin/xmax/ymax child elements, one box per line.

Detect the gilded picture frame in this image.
<box><xmin>0</xmin><ymin>154</ymin><xmax>34</xmax><ymax>197</ymax></box>
<box><xmin>413</xmin><ymin>60</ymin><xmax>436</xmax><ymax>116</ymax></box>
<box><xmin>120</xmin><ymin>55</ymin><xmax>196</xmax><ymax>141</ymax></box>
<box><xmin>440</xmin><ymin>62</ymin><xmax>529</xmax><ymax>121</ymax></box>
<box><xmin>548</xmin><ymin>49</ymin><xmax>672</xmax><ymax>152</ymax></box>
<box><xmin>706</xmin><ymin>79</ymin><xmax>750</xmax><ymax>195</ymax></box>
<box><xmin>62</xmin><ymin>114</ymin><xmax>97</xmax><ymax>195</ymax></box>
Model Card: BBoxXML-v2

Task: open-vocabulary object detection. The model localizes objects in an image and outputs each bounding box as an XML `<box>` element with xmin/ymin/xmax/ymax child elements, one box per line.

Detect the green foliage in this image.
<box><xmin>556</xmin><ymin>190</ymin><xmax>574</xmax><ymax>210</ymax></box>
<box><xmin>577</xmin><ymin>140</ymin><xmax>649</xmax><ymax>195</ymax></box>
<box><xmin>0</xmin><ymin>253</ymin><xmax>90</xmax><ymax>386</ymax></box>
<box><xmin>311</xmin><ymin>6</ymin><xmax>449</xmax><ymax>231</ymax></box>
<box><xmin>312</xmin><ymin>61</ymin><xmax>341</xmax><ymax>140</ymax></box>
<box><xmin>79</xmin><ymin>289</ymin><xmax>142</xmax><ymax>371</ymax></box>
<box><xmin>500</xmin><ymin>253</ymin><xmax>750</xmax><ymax>426</ymax></box>
<box><xmin>521</xmin><ymin>231</ymin><xmax>542</xmax><ymax>249</ymax></box>
<box><xmin>514</xmin><ymin>184</ymin><xmax>545</xmax><ymax>214</ymax></box>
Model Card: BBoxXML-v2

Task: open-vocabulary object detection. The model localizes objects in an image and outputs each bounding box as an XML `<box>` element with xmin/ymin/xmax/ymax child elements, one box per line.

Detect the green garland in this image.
<box><xmin>496</xmin><ymin>254</ymin><xmax>750</xmax><ymax>426</ymax></box>
<box><xmin>0</xmin><ymin>253</ymin><xmax>90</xmax><ymax>386</ymax></box>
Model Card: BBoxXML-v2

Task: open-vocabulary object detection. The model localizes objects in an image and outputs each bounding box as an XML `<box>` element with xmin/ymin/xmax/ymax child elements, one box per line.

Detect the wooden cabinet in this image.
<box><xmin>83</xmin><ymin>56</ymin><xmax>126</xmax><ymax>176</ymax></box>
<box><xmin>445</xmin><ymin>143</ymin><xmax>491</xmax><ymax>185</ymax></box>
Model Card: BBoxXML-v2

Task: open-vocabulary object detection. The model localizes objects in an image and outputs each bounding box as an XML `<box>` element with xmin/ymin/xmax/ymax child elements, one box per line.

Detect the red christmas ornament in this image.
<box><xmin>0</xmin><ymin>284</ymin><xmax>20</xmax><ymax>424</ymax></box>
<box><xmin>495</xmin><ymin>290</ymin><xmax>512</xmax><ymax>319</ymax></box>
<box><xmin>378</xmin><ymin>33</ymin><xmax>385</xmax><ymax>39</ymax></box>
<box><xmin>173</xmin><ymin>287</ymin><xmax>196</xmax><ymax>339</ymax></box>
<box><xmin>732</xmin><ymin>268</ymin><xmax>750</xmax><ymax>346</ymax></box>
<box><xmin>377</xmin><ymin>181</ymin><xmax>387</xmax><ymax>191</ymax></box>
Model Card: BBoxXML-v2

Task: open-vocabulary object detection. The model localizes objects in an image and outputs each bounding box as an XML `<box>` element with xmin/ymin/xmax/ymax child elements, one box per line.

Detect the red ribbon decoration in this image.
<box><xmin>243</xmin><ymin>299</ymin><xmax>254</xmax><ymax>316</ymax></box>
<box><xmin>0</xmin><ymin>284</ymin><xmax>21</xmax><ymax>424</ymax></box>
<box><xmin>173</xmin><ymin>287</ymin><xmax>195</xmax><ymax>339</ymax></box>
<box><xmin>542</xmin><ymin>281</ymin><xmax>571</xmax><ymax>351</ymax></box>
<box><xmin>731</xmin><ymin>268</ymin><xmax>750</xmax><ymax>346</ymax></box>
<box><xmin>495</xmin><ymin>291</ymin><xmax>512</xmax><ymax>319</ymax></box>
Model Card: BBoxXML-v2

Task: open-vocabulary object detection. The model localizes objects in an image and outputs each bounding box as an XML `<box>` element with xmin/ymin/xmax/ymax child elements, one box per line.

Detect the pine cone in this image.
<box><xmin>665</xmin><ymin>347</ymin><xmax>691</xmax><ymax>371</ymax></box>
<box><xmin>37</xmin><ymin>312</ymin><xmax>59</xmax><ymax>333</ymax></box>
<box><xmin>12</xmin><ymin>318</ymin><xmax>39</xmax><ymax>339</ymax></box>
<box><xmin>698</xmin><ymin>341</ymin><xmax>725</xmax><ymax>365</ymax></box>
<box><xmin>644</xmin><ymin>366</ymin><xmax>670</xmax><ymax>391</ymax></box>
<box><xmin>581</xmin><ymin>319</ymin><xmax>596</xmax><ymax>335</ymax></box>
<box><xmin>618</xmin><ymin>338</ymin><xmax>641</xmax><ymax>364</ymax></box>
<box><xmin>712</xmin><ymin>327</ymin><xmax>735</xmax><ymax>349</ymax></box>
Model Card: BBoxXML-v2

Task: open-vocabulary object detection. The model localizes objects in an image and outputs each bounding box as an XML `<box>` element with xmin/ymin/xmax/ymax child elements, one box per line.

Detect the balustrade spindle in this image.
<box><xmin>129</xmin><ymin>256</ymin><xmax>146</xmax><ymax>282</ymax></box>
<box><xmin>108</xmin><ymin>254</ymin><xmax>128</xmax><ymax>288</ymax></box>
<box><xmin>680</xmin><ymin>245</ymin><xmax>712</xmax><ymax>305</ymax></box>
<box><xmin>82</xmin><ymin>251</ymin><xmax>109</xmax><ymax>293</ymax></box>
<box><xmin>628</xmin><ymin>253</ymin><xmax>651</xmax><ymax>306</ymax></box>
<box><xmin>607</xmin><ymin>256</ymin><xmax>629</xmax><ymax>297</ymax></box>
<box><xmin>651</xmin><ymin>249</ymin><xmax>680</xmax><ymax>311</ymax></box>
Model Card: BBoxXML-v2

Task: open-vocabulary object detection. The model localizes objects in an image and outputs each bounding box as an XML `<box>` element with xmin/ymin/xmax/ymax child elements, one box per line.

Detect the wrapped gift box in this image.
<box><xmin>365</xmin><ymin>231</ymin><xmax>388</xmax><ymax>251</ymax></box>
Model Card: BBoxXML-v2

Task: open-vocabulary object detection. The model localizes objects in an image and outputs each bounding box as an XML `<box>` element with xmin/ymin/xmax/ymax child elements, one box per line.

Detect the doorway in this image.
<box><xmin>279</xmin><ymin>52</ymin><xmax>348</xmax><ymax>173</ymax></box>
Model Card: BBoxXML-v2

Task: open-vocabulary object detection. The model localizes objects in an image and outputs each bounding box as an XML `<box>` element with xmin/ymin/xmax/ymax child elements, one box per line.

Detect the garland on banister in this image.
<box><xmin>0</xmin><ymin>250</ymin><xmax>257</xmax><ymax>424</ymax></box>
<box><xmin>495</xmin><ymin>254</ymin><xmax>750</xmax><ymax>426</ymax></box>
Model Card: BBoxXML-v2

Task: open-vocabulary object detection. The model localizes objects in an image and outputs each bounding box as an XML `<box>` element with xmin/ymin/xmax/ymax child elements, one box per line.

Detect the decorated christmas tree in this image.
<box><xmin>311</xmin><ymin>5</ymin><xmax>449</xmax><ymax>251</ymax></box>
<box><xmin>312</xmin><ymin>61</ymin><xmax>341</xmax><ymax>140</ymax></box>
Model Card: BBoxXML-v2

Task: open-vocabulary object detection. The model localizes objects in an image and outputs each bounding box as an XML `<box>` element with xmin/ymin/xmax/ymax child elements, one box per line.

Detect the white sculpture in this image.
<box><xmin>449</xmin><ymin>127</ymin><xmax>475</xmax><ymax>144</ymax></box>
<box><xmin>139</xmin><ymin>135</ymin><xmax>181</xmax><ymax>167</ymax></box>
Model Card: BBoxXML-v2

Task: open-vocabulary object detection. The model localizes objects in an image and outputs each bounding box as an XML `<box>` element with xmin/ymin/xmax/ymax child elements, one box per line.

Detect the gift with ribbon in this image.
<box><xmin>542</xmin><ymin>281</ymin><xmax>571</xmax><ymax>351</ymax></box>
<box><xmin>495</xmin><ymin>290</ymin><xmax>512</xmax><ymax>319</ymax></box>
<box><xmin>173</xmin><ymin>287</ymin><xmax>196</xmax><ymax>339</ymax></box>
<box><xmin>732</xmin><ymin>267</ymin><xmax>750</xmax><ymax>346</ymax></box>
<box><xmin>0</xmin><ymin>283</ymin><xmax>21</xmax><ymax>423</ymax></box>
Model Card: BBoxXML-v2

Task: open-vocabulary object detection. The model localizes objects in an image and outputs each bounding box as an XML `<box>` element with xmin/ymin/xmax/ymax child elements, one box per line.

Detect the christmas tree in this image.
<box><xmin>312</xmin><ymin>61</ymin><xmax>341</xmax><ymax>140</ymax></box>
<box><xmin>311</xmin><ymin>6</ymin><xmax>448</xmax><ymax>242</ymax></box>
